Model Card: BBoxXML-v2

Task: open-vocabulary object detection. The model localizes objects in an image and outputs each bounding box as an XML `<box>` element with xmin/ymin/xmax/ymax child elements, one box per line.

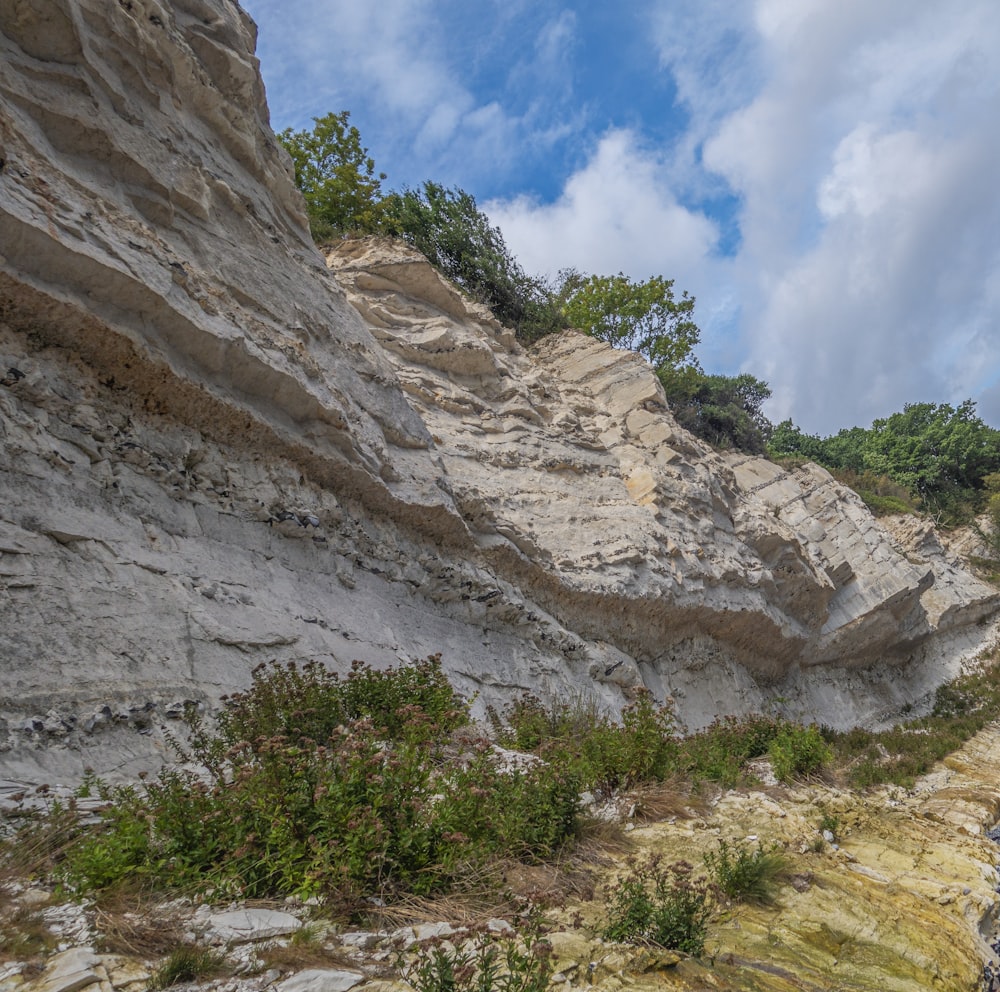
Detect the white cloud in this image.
<box><xmin>486</xmin><ymin>129</ymin><xmax>718</xmax><ymax>283</ymax></box>
<box><xmin>246</xmin><ymin>0</ymin><xmax>592</xmax><ymax>191</ymax></box>
<box><xmin>686</xmin><ymin>0</ymin><xmax>1000</xmax><ymax>432</ymax></box>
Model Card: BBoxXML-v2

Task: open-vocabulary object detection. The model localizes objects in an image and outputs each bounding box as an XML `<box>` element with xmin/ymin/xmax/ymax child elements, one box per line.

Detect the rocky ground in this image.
<box><xmin>5</xmin><ymin>724</ymin><xmax>1000</xmax><ymax>992</ymax></box>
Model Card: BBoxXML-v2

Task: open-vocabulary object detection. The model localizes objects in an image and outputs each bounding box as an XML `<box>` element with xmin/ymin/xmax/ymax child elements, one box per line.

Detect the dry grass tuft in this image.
<box><xmin>0</xmin><ymin>806</ymin><xmax>79</xmax><ymax>882</ymax></box>
<box><xmin>256</xmin><ymin>926</ymin><xmax>356</xmax><ymax>973</ymax></box>
<box><xmin>631</xmin><ymin>777</ymin><xmax>707</xmax><ymax>823</ymax></box>
<box><xmin>0</xmin><ymin>904</ymin><xmax>58</xmax><ymax>962</ymax></box>
<box><xmin>90</xmin><ymin>894</ymin><xmax>188</xmax><ymax>958</ymax></box>
<box><xmin>573</xmin><ymin>816</ymin><xmax>631</xmax><ymax>856</ymax></box>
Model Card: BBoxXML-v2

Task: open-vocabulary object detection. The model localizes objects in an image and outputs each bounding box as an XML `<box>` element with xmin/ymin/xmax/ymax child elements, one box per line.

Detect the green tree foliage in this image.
<box><xmin>660</xmin><ymin>368</ymin><xmax>773</xmax><ymax>453</ymax></box>
<box><xmin>865</xmin><ymin>401</ymin><xmax>998</xmax><ymax>516</ymax></box>
<box><xmin>975</xmin><ymin>472</ymin><xmax>1000</xmax><ymax>559</ymax></box>
<box><xmin>561</xmin><ymin>272</ymin><xmax>701</xmax><ymax>374</ymax></box>
<box><xmin>768</xmin><ymin>401</ymin><xmax>1000</xmax><ymax>523</ymax></box>
<box><xmin>277</xmin><ymin>111</ymin><xmax>389</xmax><ymax>240</ymax></box>
<box><xmin>386</xmin><ymin>182</ymin><xmax>564</xmax><ymax>342</ymax></box>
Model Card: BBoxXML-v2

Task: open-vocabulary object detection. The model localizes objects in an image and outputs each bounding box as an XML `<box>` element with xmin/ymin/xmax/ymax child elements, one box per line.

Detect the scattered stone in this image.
<box><xmin>339</xmin><ymin>932</ymin><xmax>385</xmax><ymax>951</ymax></box>
<box><xmin>207</xmin><ymin>909</ymin><xmax>302</xmax><ymax>944</ymax></box>
<box><xmin>412</xmin><ymin>922</ymin><xmax>455</xmax><ymax>942</ymax></box>
<box><xmin>276</xmin><ymin>969</ymin><xmax>365</xmax><ymax>992</ymax></box>
<box><xmin>27</xmin><ymin>946</ymin><xmax>101</xmax><ymax>992</ymax></box>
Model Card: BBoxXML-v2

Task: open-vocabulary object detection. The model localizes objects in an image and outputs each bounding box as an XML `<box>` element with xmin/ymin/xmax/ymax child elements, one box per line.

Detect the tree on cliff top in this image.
<box><xmin>560</xmin><ymin>272</ymin><xmax>701</xmax><ymax>375</ymax></box>
<box><xmin>278</xmin><ymin>111</ymin><xmax>389</xmax><ymax>240</ymax></box>
<box><xmin>385</xmin><ymin>182</ymin><xmax>564</xmax><ymax>342</ymax></box>
<box><xmin>768</xmin><ymin>400</ymin><xmax>1000</xmax><ymax>523</ymax></box>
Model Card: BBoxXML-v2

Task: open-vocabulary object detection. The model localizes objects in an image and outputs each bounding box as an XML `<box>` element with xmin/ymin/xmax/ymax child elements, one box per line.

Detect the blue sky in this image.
<box><xmin>242</xmin><ymin>0</ymin><xmax>1000</xmax><ymax>435</ymax></box>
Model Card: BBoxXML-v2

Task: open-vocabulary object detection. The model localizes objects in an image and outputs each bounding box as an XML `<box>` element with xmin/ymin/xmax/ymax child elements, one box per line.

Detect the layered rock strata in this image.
<box><xmin>0</xmin><ymin>0</ymin><xmax>998</xmax><ymax>780</ymax></box>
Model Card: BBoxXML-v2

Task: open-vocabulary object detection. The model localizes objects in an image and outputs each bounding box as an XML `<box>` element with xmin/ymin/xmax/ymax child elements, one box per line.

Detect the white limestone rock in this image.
<box><xmin>0</xmin><ymin>0</ymin><xmax>998</xmax><ymax>785</ymax></box>
<box><xmin>206</xmin><ymin>908</ymin><xmax>302</xmax><ymax>944</ymax></box>
<box><xmin>277</xmin><ymin>970</ymin><xmax>365</xmax><ymax>992</ymax></box>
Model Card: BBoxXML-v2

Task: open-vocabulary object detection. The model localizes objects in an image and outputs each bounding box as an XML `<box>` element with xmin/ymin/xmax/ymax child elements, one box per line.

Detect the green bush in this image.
<box><xmin>60</xmin><ymin>659</ymin><xmax>578</xmax><ymax>909</ymax></box>
<box><xmin>602</xmin><ymin>854</ymin><xmax>710</xmax><ymax>955</ymax></box>
<box><xmin>277</xmin><ymin>111</ymin><xmax>391</xmax><ymax>240</ymax></box>
<box><xmin>495</xmin><ymin>690</ymin><xmax>678</xmax><ymax>799</ymax></box>
<box><xmin>680</xmin><ymin>714</ymin><xmax>783</xmax><ymax>787</ymax></box>
<box><xmin>386</xmin><ymin>182</ymin><xmax>565</xmax><ymax>342</ymax></box>
<box><xmin>660</xmin><ymin>367</ymin><xmax>773</xmax><ymax>454</ymax></box>
<box><xmin>405</xmin><ymin>928</ymin><xmax>553</xmax><ymax>992</ymax></box>
<box><xmin>703</xmin><ymin>839</ymin><xmax>787</xmax><ymax>905</ymax></box>
<box><xmin>767</xmin><ymin>725</ymin><xmax>832</xmax><ymax>782</ymax></box>
<box><xmin>560</xmin><ymin>272</ymin><xmax>700</xmax><ymax>374</ymax></box>
<box><xmin>214</xmin><ymin>654</ymin><xmax>467</xmax><ymax>753</ymax></box>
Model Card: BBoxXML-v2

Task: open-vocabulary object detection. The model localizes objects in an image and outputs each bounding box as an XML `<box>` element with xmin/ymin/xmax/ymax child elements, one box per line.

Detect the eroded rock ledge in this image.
<box><xmin>0</xmin><ymin>0</ymin><xmax>998</xmax><ymax>780</ymax></box>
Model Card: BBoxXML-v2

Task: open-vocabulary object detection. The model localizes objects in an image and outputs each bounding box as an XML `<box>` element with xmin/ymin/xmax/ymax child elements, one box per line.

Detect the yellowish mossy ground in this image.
<box><xmin>542</xmin><ymin>726</ymin><xmax>1000</xmax><ymax>991</ymax></box>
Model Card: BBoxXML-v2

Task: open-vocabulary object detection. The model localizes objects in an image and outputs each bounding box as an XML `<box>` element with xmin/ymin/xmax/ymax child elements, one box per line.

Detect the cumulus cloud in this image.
<box><xmin>695</xmin><ymin>0</ymin><xmax>1000</xmax><ymax>432</ymax></box>
<box><xmin>246</xmin><ymin>0</ymin><xmax>583</xmax><ymax>189</ymax></box>
<box><xmin>485</xmin><ymin>129</ymin><xmax>718</xmax><ymax>282</ymax></box>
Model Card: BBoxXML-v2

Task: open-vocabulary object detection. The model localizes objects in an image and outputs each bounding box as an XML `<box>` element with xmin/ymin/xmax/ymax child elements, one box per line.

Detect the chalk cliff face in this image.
<box><xmin>0</xmin><ymin>0</ymin><xmax>998</xmax><ymax>779</ymax></box>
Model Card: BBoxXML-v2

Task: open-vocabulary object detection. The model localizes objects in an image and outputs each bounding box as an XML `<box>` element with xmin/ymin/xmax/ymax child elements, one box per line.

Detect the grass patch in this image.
<box><xmin>256</xmin><ymin>924</ymin><xmax>354</xmax><ymax>974</ymax></box>
<box><xmin>703</xmin><ymin>839</ymin><xmax>788</xmax><ymax>905</ymax></box>
<box><xmin>149</xmin><ymin>946</ymin><xmax>229</xmax><ymax>989</ymax></box>
<box><xmin>0</xmin><ymin>905</ymin><xmax>57</xmax><ymax>962</ymax></box>
<box><xmin>824</xmin><ymin>659</ymin><xmax>1000</xmax><ymax>788</ymax></box>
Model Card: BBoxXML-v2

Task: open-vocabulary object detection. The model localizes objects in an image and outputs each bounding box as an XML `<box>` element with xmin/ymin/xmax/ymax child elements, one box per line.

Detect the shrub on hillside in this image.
<box><xmin>494</xmin><ymin>690</ymin><xmax>678</xmax><ymax>799</ymax></box>
<box><xmin>602</xmin><ymin>854</ymin><xmax>710</xmax><ymax>955</ymax></box>
<box><xmin>386</xmin><ymin>182</ymin><xmax>565</xmax><ymax>342</ymax></box>
<box><xmin>703</xmin><ymin>839</ymin><xmax>787</xmax><ymax>905</ymax></box>
<box><xmin>60</xmin><ymin>659</ymin><xmax>579</xmax><ymax>909</ymax></box>
<box><xmin>767</xmin><ymin>724</ymin><xmax>832</xmax><ymax>782</ymax></box>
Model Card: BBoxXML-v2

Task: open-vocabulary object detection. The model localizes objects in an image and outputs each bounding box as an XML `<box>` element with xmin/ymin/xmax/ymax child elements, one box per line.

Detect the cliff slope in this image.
<box><xmin>0</xmin><ymin>0</ymin><xmax>997</xmax><ymax>780</ymax></box>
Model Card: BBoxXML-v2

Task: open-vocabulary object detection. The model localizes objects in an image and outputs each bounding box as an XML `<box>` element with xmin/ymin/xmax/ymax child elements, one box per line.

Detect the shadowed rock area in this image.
<box><xmin>1</xmin><ymin>0</ymin><xmax>999</xmax><ymax>784</ymax></box>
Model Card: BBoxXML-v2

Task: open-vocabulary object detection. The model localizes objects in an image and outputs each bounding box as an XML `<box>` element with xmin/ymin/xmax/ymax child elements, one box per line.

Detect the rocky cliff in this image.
<box><xmin>1</xmin><ymin>0</ymin><xmax>998</xmax><ymax>781</ymax></box>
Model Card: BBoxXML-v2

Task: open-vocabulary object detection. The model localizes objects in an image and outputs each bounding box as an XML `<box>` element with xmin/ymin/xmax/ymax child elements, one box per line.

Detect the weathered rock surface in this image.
<box><xmin>0</xmin><ymin>0</ymin><xmax>998</xmax><ymax>781</ymax></box>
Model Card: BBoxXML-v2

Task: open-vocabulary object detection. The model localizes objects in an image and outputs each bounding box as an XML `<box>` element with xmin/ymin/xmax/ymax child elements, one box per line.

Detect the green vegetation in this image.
<box><xmin>660</xmin><ymin>368</ymin><xmax>774</xmax><ymax>454</ymax></box>
<box><xmin>767</xmin><ymin>725</ymin><xmax>833</xmax><ymax>783</ymax></box>
<box><xmin>405</xmin><ymin>926</ymin><xmax>553</xmax><ymax>992</ymax></box>
<box><xmin>560</xmin><ymin>272</ymin><xmax>700</xmax><ymax>375</ymax></box>
<box><xmin>492</xmin><ymin>690</ymin><xmax>678</xmax><ymax>799</ymax></box>
<box><xmin>58</xmin><ymin>657</ymin><xmax>579</xmax><ymax>910</ymax></box>
<box><xmin>678</xmin><ymin>714</ymin><xmax>785</xmax><ymax>787</ymax></box>
<box><xmin>769</xmin><ymin>400</ymin><xmax>1000</xmax><ymax>525</ymax></box>
<box><xmin>279</xmin><ymin>110</ymin><xmax>1000</xmax><ymax>490</ymax></box>
<box><xmin>5</xmin><ymin>648</ymin><xmax>1000</xmax><ymax>985</ymax></box>
<box><xmin>278</xmin><ymin>112</ymin><xmax>390</xmax><ymax>242</ymax></box>
<box><xmin>703</xmin><ymin>840</ymin><xmax>788</xmax><ymax>905</ymax></box>
<box><xmin>149</xmin><ymin>946</ymin><xmax>229</xmax><ymax>989</ymax></box>
<box><xmin>27</xmin><ymin>651</ymin><xmax>1000</xmax><ymax>922</ymax></box>
<box><xmin>602</xmin><ymin>854</ymin><xmax>710</xmax><ymax>955</ymax></box>
<box><xmin>387</xmin><ymin>182</ymin><xmax>564</xmax><ymax>342</ymax></box>
<box><xmin>823</xmin><ymin>661</ymin><xmax>1000</xmax><ymax>788</ymax></box>
<box><xmin>975</xmin><ymin>472</ymin><xmax>1000</xmax><ymax>559</ymax></box>
<box><xmin>277</xmin><ymin>115</ymin><xmax>563</xmax><ymax>342</ymax></box>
